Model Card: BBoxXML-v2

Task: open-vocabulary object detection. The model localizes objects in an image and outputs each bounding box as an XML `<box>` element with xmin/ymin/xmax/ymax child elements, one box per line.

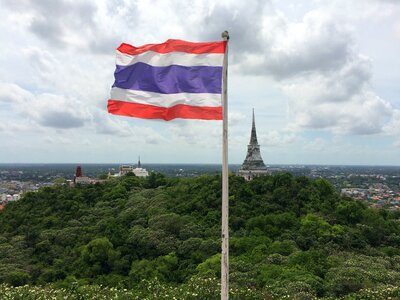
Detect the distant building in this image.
<box><xmin>237</xmin><ymin>110</ymin><xmax>269</xmax><ymax>180</ymax></box>
<box><xmin>73</xmin><ymin>165</ymin><xmax>93</xmax><ymax>185</ymax></box>
<box><xmin>119</xmin><ymin>165</ymin><xmax>134</xmax><ymax>176</ymax></box>
<box><xmin>74</xmin><ymin>176</ymin><xmax>93</xmax><ymax>185</ymax></box>
<box><xmin>132</xmin><ymin>157</ymin><xmax>149</xmax><ymax>177</ymax></box>
<box><xmin>115</xmin><ymin>157</ymin><xmax>149</xmax><ymax>177</ymax></box>
<box><xmin>0</xmin><ymin>193</ymin><xmax>20</xmax><ymax>203</ymax></box>
<box><xmin>75</xmin><ymin>166</ymin><xmax>82</xmax><ymax>177</ymax></box>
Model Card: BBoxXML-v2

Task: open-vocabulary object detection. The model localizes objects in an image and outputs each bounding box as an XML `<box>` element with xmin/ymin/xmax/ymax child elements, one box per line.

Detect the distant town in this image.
<box><xmin>1</xmin><ymin>163</ymin><xmax>399</xmax><ymax>211</ymax></box>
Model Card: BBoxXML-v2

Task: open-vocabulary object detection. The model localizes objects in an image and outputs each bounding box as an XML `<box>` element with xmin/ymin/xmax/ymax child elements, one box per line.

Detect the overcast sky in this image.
<box><xmin>0</xmin><ymin>0</ymin><xmax>399</xmax><ymax>165</ymax></box>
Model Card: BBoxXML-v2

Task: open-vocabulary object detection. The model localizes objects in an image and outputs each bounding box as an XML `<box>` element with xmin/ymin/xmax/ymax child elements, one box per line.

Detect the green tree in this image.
<box><xmin>80</xmin><ymin>237</ymin><xmax>120</xmax><ymax>277</ymax></box>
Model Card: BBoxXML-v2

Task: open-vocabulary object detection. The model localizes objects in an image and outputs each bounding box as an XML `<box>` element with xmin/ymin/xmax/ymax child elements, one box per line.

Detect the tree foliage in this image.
<box><xmin>0</xmin><ymin>172</ymin><xmax>399</xmax><ymax>298</ymax></box>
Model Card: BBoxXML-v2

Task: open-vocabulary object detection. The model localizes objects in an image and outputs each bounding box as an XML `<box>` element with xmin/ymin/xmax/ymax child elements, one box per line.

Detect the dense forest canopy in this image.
<box><xmin>0</xmin><ymin>172</ymin><xmax>400</xmax><ymax>299</ymax></box>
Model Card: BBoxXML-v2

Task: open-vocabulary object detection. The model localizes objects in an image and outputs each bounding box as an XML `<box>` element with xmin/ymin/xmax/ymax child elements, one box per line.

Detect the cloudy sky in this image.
<box><xmin>0</xmin><ymin>0</ymin><xmax>399</xmax><ymax>165</ymax></box>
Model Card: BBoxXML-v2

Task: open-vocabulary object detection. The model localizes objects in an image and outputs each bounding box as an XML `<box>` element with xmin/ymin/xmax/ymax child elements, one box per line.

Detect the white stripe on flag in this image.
<box><xmin>110</xmin><ymin>87</ymin><xmax>222</xmax><ymax>108</ymax></box>
<box><xmin>116</xmin><ymin>50</ymin><xmax>224</xmax><ymax>67</ymax></box>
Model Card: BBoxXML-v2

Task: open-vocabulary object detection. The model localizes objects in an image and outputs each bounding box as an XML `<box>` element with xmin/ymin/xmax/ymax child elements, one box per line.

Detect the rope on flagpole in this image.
<box><xmin>221</xmin><ymin>30</ymin><xmax>229</xmax><ymax>300</ymax></box>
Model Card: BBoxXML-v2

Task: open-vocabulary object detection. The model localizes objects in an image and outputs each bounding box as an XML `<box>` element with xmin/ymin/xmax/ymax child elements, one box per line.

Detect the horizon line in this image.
<box><xmin>1</xmin><ymin>162</ymin><xmax>400</xmax><ymax>167</ymax></box>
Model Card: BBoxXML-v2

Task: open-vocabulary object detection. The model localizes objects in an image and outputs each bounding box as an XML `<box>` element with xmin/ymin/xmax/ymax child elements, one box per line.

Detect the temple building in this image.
<box><xmin>116</xmin><ymin>157</ymin><xmax>149</xmax><ymax>177</ymax></box>
<box><xmin>131</xmin><ymin>157</ymin><xmax>149</xmax><ymax>177</ymax></box>
<box><xmin>73</xmin><ymin>165</ymin><xmax>93</xmax><ymax>185</ymax></box>
<box><xmin>237</xmin><ymin>110</ymin><xmax>269</xmax><ymax>180</ymax></box>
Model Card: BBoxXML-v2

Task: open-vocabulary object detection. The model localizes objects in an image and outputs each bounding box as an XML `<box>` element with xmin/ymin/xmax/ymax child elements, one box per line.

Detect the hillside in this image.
<box><xmin>0</xmin><ymin>172</ymin><xmax>400</xmax><ymax>299</ymax></box>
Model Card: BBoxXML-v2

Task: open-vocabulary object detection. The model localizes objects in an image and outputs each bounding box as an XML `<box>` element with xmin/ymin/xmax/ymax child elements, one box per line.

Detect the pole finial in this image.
<box><xmin>221</xmin><ymin>30</ymin><xmax>229</xmax><ymax>41</ymax></box>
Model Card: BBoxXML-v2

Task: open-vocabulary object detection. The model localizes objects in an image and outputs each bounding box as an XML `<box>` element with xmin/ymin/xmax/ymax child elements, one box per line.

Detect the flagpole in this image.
<box><xmin>221</xmin><ymin>30</ymin><xmax>229</xmax><ymax>300</ymax></box>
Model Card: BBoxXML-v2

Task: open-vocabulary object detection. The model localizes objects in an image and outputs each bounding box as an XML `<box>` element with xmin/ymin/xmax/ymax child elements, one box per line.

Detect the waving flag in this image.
<box><xmin>108</xmin><ymin>39</ymin><xmax>227</xmax><ymax>121</ymax></box>
<box><xmin>108</xmin><ymin>32</ymin><xmax>231</xmax><ymax>300</ymax></box>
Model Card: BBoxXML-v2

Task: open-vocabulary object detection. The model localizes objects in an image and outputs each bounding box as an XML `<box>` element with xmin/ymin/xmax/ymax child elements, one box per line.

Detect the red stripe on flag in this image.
<box><xmin>118</xmin><ymin>39</ymin><xmax>226</xmax><ymax>55</ymax></box>
<box><xmin>108</xmin><ymin>100</ymin><xmax>223</xmax><ymax>121</ymax></box>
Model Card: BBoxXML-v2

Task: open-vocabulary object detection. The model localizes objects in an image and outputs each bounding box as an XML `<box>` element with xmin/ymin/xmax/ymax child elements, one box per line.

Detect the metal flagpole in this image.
<box><xmin>221</xmin><ymin>30</ymin><xmax>229</xmax><ymax>300</ymax></box>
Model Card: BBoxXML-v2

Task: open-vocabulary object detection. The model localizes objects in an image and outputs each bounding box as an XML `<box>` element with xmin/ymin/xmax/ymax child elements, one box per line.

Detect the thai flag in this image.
<box><xmin>108</xmin><ymin>39</ymin><xmax>227</xmax><ymax>121</ymax></box>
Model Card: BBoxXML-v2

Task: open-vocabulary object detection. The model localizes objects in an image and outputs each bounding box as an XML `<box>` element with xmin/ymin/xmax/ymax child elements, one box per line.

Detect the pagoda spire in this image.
<box><xmin>138</xmin><ymin>156</ymin><xmax>141</xmax><ymax>168</ymax></box>
<box><xmin>238</xmin><ymin>109</ymin><xmax>268</xmax><ymax>180</ymax></box>
<box><xmin>249</xmin><ymin>108</ymin><xmax>259</xmax><ymax>145</ymax></box>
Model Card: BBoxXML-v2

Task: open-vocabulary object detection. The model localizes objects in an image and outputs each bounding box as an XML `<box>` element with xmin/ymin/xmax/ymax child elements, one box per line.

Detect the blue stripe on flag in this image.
<box><xmin>112</xmin><ymin>62</ymin><xmax>222</xmax><ymax>94</ymax></box>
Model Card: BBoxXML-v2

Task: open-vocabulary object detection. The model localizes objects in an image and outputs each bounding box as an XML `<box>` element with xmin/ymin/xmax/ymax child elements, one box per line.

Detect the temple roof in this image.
<box><xmin>240</xmin><ymin>109</ymin><xmax>267</xmax><ymax>172</ymax></box>
<box><xmin>249</xmin><ymin>108</ymin><xmax>259</xmax><ymax>145</ymax></box>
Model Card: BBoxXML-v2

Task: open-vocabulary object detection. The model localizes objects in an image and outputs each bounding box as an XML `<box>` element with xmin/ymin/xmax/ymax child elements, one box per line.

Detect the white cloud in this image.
<box><xmin>282</xmin><ymin>55</ymin><xmax>393</xmax><ymax>135</ymax></box>
<box><xmin>383</xmin><ymin>109</ymin><xmax>400</xmax><ymax>147</ymax></box>
<box><xmin>28</xmin><ymin>95</ymin><xmax>91</xmax><ymax>129</ymax></box>
<box><xmin>0</xmin><ymin>0</ymin><xmax>399</xmax><ymax>164</ymax></box>
<box><xmin>92</xmin><ymin>110</ymin><xmax>166</xmax><ymax>144</ymax></box>
<box><xmin>169</xmin><ymin>121</ymin><xmax>220</xmax><ymax>146</ymax></box>
<box><xmin>258</xmin><ymin>130</ymin><xmax>297</xmax><ymax>147</ymax></box>
<box><xmin>394</xmin><ymin>22</ymin><xmax>400</xmax><ymax>39</ymax></box>
<box><xmin>92</xmin><ymin>110</ymin><xmax>133</xmax><ymax>137</ymax></box>
<box><xmin>0</xmin><ymin>82</ymin><xmax>34</xmax><ymax>104</ymax></box>
<box><xmin>288</xmin><ymin>93</ymin><xmax>393</xmax><ymax>135</ymax></box>
<box><xmin>23</xmin><ymin>47</ymin><xmax>59</xmax><ymax>85</ymax></box>
<box><xmin>194</xmin><ymin>3</ymin><xmax>397</xmax><ymax>137</ymax></box>
<box><xmin>231</xmin><ymin>7</ymin><xmax>395</xmax><ymax>137</ymax></box>
<box><xmin>240</xmin><ymin>10</ymin><xmax>352</xmax><ymax>79</ymax></box>
<box><xmin>3</xmin><ymin>0</ymin><xmax>96</xmax><ymax>48</ymax></box>
<box><xmin>0</xmin><ymin>82</ymin><xmax>91</xmax><ymax>129</ymax></box>
<box><xmin>229</xmin><ymin>111</ymin><xmax>246</xmax><ymax>126</ymax></box>
<box><xmin>303</xmin><ymin>138</ymin><xmax>327</xmax><ymax>152</ymax></box>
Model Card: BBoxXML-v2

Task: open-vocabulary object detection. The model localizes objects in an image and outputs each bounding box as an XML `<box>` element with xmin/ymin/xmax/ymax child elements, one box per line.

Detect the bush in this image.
<box><xmin>5</xmin><ymin>271</ymin><xmax>30</xmax><ymax>286</ymax></box>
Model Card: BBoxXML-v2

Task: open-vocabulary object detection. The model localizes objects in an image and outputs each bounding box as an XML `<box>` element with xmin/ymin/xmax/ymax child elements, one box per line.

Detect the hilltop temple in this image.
<box><xmin>116</xmin><ymin>157</ymin><xmax>149</xmax><ymax>177</ymax></box>
<box><xmin>237</xmin><ymin>110</ymin><xmax>269</xmax><ymax>180</ymax></box>
<box><xmin>73</xmin><ymin>165</ymin><xmax>93</xmax><ymax>185</ymax></box>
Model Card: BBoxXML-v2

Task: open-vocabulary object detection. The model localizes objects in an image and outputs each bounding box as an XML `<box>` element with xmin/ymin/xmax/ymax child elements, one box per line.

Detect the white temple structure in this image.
<box><xmin>117</xmin><ymin>157</ymin><xmax>149</xmax><ymax>177</ymax></box>
<box><xmin>237</xmin><ymin>110</ymin><xmax>269</xmax><ymax>180</ymax></box>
